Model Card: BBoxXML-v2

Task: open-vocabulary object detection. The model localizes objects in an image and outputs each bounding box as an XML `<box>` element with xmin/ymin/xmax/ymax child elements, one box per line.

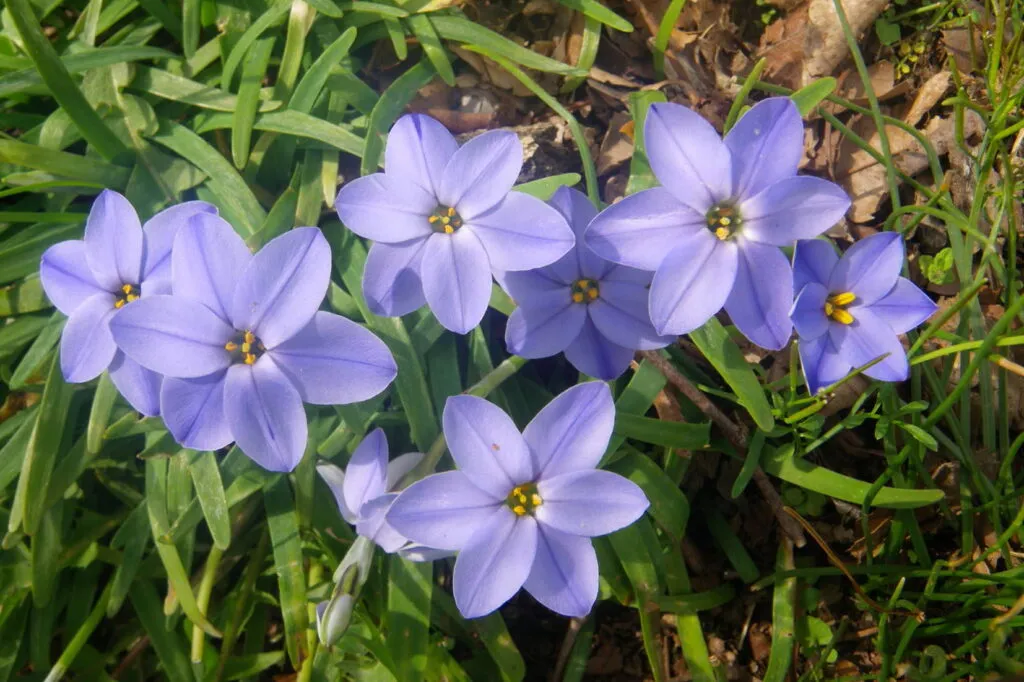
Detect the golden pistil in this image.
<box><xmin>507</xmin><ymin>483</ymin><xmax>542</xmax><ymax>516</ymax></box>
<box><xmin>570</xmin><ymin>278</ymin><xmax>600</xmax><ymax>304</ymax></box>
<box><xmin>225</xmin><ymin>330</ymin><xmax>264</xmax><ymax>365</ymax></box>
<box><xmin>705</xmin><ymin>203</ymin><xmax>742</xmax><ymax>241</ymax></box>
<box><xmin>824</xmin><ymin>291</ymin><xmax>856</xmax><ymax>325</ymax></box>
<box><xmin>429</xmin><ymin>205</ymin><xmax>463</xmax><ymax>234</ymax></box>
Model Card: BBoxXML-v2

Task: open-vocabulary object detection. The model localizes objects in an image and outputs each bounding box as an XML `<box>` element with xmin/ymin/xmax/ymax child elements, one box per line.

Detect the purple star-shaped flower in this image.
<box><xmin>334</xmin><ymin>114</ymin><xmax>575</xmax><ymax>334</ymax></box>
<box><xmin>497</xmin><ymin>187</ymin><xmax>674</xmax><ymax>380</ymax></box>
<box><xmin>387</xmin><ymin>382</ymin><xmax>649</xmax><ymax>618</ymax></box>
<box><xmin>109</xmin><ymin>215</ymin><xmax>398</xmax><ymax>472</ymax></box>
<box><xmin>790</xmin><ymin>233</ymin><xmax>937</xmax><ymax>394</ymax></box>
<box><xmin>317</xmin><ymin>428</ymin><xmax>424</xmax><ymax>552</ymax></box>
<box><xmin>39</xmin><ymin>189</ymin><xmax>216</xmax><ymax>415</ymax></box>
<box><xmin>586</xmin><ymin>98</ymin><xmax>851</xmax><ymax>349</ymax></box>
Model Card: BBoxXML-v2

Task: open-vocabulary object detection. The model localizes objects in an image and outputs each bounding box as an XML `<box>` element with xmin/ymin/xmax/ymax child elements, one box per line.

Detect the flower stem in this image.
<box><xmin>44</xmin><ymin>581</ymin><xmax>114</xmax><ymax>682</ymax></box>
<box><xmin>191</xmin><ymin>545</ymin><xmax>224</xmax><ymax>670</ymax></box>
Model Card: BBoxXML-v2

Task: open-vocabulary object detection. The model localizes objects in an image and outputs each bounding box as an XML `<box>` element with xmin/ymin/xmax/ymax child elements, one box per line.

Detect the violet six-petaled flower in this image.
<box><xmin>109</xmin><ymin>215</ymin><xmax>397</xmax><ymax>472</ymax></box>
<box><xmin>387</xmin><ymin>382</ymin><xmax>649</xmax><ymax>619</ymax></box>
<box><xmin>586</xmin><ymin>97</ymin><xmax>851</xmax><ymax>349</ymax></box>
<box><xmin>498</xmin><ymin>187</ymin><xmax>674</xmax><ymax>380</ymax></box>
<box><xmin>334</xmin><ymin>114</ymin><xmax>575</xmax><ymax>334</ymax></box>
<box><xmin>39</xmin><ymin>190</ymin><xmax>217</xmax><ymax>416</ymax></box>
<box><xmin>790</xmin><ymin>233</ymin><xmax>937</xmax><ymax>394</ymax></box>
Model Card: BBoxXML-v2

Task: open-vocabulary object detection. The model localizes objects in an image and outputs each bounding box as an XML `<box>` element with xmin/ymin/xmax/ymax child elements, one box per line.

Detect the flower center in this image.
<box><xmin>705</xmin><ymin>202</ymin><xmax>742</xmax><ymax>241</ymax></box>
<box><xmin>570</xmin><ymin>278</ymin><xmax>599</xmax><ymax>304</ymax></box>
<box><xmin>427</xmin><ymin>205</ymin><xmax>463</xmax><ymax>234</ymax></box>
<box><xmin>506</xmin><ymin>482</ymin><xmax>542</xmax><ymax>516</ymax></box>
<box><xmin>824</xmin><ymin>291</ymin><xmax>856</xmax><ymax>325</ymax></box>
<box><xmin>114</xmin><ymin>283</ymin><xmax>140</xmax><ymax>309</ymax></box>
<box><xmin>224</xmin><ymin>330</ymin><xmax>265</xmax><ymax>365</ymax></box>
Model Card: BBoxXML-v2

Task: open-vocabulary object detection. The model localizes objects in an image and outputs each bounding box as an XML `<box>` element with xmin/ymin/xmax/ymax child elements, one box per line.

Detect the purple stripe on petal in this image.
<box><xmin>60</xmin><ymin>292</ymin><xmax>118</xmax><ymax>383</ymax></box>
<box><xmin>585</xmin><ymin>187</ymin><xmax>705</xmax><ymax>271</ymax></box>
<box><xmin>343</xmin><ymin>429</ymin><xmax>389</xmax><ymax>517</ymax></box>
<box><xmin>792</xmin><ymin>239</ymin><xmax>839</xmax><ymax>293</ymax></box>
<box><xmin>590</xmin><ymin>281</ymin><xmax>674</xmax><ymax>351</ymax></box>
<box><xmin>828</xmin><ymin>232</ymin><xmax>903</xmax><ymax>305</ymax></box>
<box><xmin>740</xmin><ymin>176</ymin><xmax>851</xmax><ymax>247</ymax></box>
<box><xmin>438</xmin><ymin>130</ymin><xmax>522</xmax><ymax>220</ymax></box>
<box><xmin>523</xmin><ymin>524</ymin><xmax>598</xmax><ymax>618</ymax></box>
<box><xmin>270</xmin><ymin>311</ymin><xmax>396</xmax><ymax>405</ymax></box>
<box><xmin>84</xmin><ymin>190</ymin><xmax>143</xmax><ymax>290</ymax></box>
<box><xmin>467</xmin><ymin>192</ymin><xmax>575</xmax><ymax>272</ymax></box>
<box><xmin>523</xmin><ymin>382</ymin><xmax>614</xmax><ymax>479</ymax></box>
<box><xmin>453</xmin><ymin>509</ymin><xmax>537</xmax><ymax>618</ymax></box>
<box><xmin>172</xmin><ymin>213</ymin><xmax>251</xmax><ymax>321</ymax></box>
<box><xmin>443</xmin><ymin>394</ymin><xmax>534</xmax><ymax>496</ymax></box>
<box><xmin>224</xmin><ymin>359</ymin><xmax>307</xmax><ymax>473</ymax></box>
<box><xmin>563</xmin><ymin>317</ymin><xmax>633</xmax><ymax>381</ymax></box>
<box><xmin>644</xmin><ymin>102</ymin><xmax>731</xmax><ymax>212</ymax></box>
<box><xmin>725</xmin><ymin>241</ymin><xmax>793</xmax><ymax>350</ymax></box>
<box><xmin>790</xmin><ymin>282</ymin><xmax>830</xmax><ymax>341</ymax></box>
<box><xmin>649</xmin><ymin>233</ymin><xmax>737</xmax><ymax>336</ymax></box>
<box><xmin>832</xmin><ymin>306</ymin><xmax>909</xmax><ymax>383</ymax></box>
<box><xmin>535</xmin><ymin>470</ymin><xmax>648</xmax><ymax>538</ymax></box>
<box><xmin>385</xmin><ymin>114</ymin><xmax>458</xmax><ymax>197</ymax></box>
<box><xmin>363</xmin><ymin>239</ymin><xmax>428</xmax><ymax>317</ymax></box>
<box><xmin>108</xmin><ymin>351</ymin><xmax>162</xmax><ymax>416</ymax></box>
<box><xmin>420</xmin><ymin>230</ymin><xmax>492</xmax><ymax>334</ymax></box>
<box><xmin>231</xmin><ymin>227</ymin><xmax>331</xmax><ymax>348</ymax></box>
<box><xmin>141</xmin><ymin>200</ymin><xmax>218</xmax><ymax>290</ymax></box>
<box><xmin>387</xmin><ymin>470</ymin><xmax>502</xmax><ymax>550</ymax></box>
<box><xmin>335</xmin><ymin>173</ymin><xmax>436</xmax><ymax>243</ymax></box>
<box><xmin>866</xmin><ymin>277</ymin><xmax>937</xmax><ymax>334</ymax></box>
<box><xmin>40</xmin><ymin>240</ymin><xmax>106</xmax><ymax>315</ymax></box>
<box><xmin>505</xmin><ymin>296</ymin><xmax>585</xmax><ymax>359</ymax></box>
<box><xmin>110</xmin><ymin>295</ymin><xmax>234</xmax><ymax>378</ymax></box>
<box><xmin>725</xmin><ymin>97</ymin><xmax>804</xmax><ymax>199</ymax></box>
<box><xmin>160</xmin><ymin>372</ymin><xmax>233</xmax><ymax>451</ymax></box>
<box><xmin>798</xmin><ymin>333</ymin><xmax>850</xmax><ymax>395</ymax></box>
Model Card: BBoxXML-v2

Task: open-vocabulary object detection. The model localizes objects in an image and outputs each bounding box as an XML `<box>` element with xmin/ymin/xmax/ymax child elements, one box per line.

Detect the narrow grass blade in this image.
<box><xmin>613</xmin><ymin>413</ymin><xmax>709</xmax><ymax>450</ymax></box>
<box><xmin>556</xmin><ymin>0</ymin><xmax>631</xmax><ymax>32</ymax></box>
<box><xmin>689</xmin><ymin>319</ymin><xmax>775</xmax><ymax>431</ymax></box>
<box><xmin>430</xmin><ymin>15</ymin><xmax>585</xmax><ymax>75</ymax></box>
<box><xmin>264</xmin><ymin>477</ymin><xmax>308</xmax><ymax>668</ymax></box>
<box><xmin>134</xmin><ymin>67</ymin><xmax>283</xmax><ymax>113</ymax></box>
<box><xmin>360</xmin><ymin>59</ymin><xmax>436</xmax><ymax>175</ymax></box>
<box><xmin>406</xmin><ymin>16</ymin><xmax>454</xmax><ymax>85</ymax></box>
<box><xmin>194</xmin><ymin>110</ymin><xmax>365</xmax><ymax>157</ymax></box>
<box><xmin>0</xmin><ymin>139</ymin><xmax>130</xmax><ymax>187</ymax></box>
<box><xmin>232</xmin><ymin>36</ymin><xmax>276</xmax><ymax>169</ymax></box>
<box><xmin>289</xmin><ymin>27</ymin><xmax>357</xmax><ymax>114</ymax></box>
<box><xmin>607</xmin><ymin>453</ymin><xmax>689</xmax><ymax>541</ymax></box>
<box><xmin>130</xmin><ymin>581</ymin><xmax>194</xmax><ymax>682</ymax></box>
<box><xmin>386</xmin><ymin>559</ymin><xmax>433</xmax><ymax>680</ymax></box>
<box><xmin>107</xmin><ymin>502</ymin><xmax>150</xmax><ymax>617</ymax></box>
<box><xmin>762</xmin><ymin>540</ymin><xmax>796</xmax><ymax>682</ymax></box>
<box><xmin>187</xmin><ymin>451</ymin><xmax>232</xmax><ymax>550</ymax></box>
<box><xmin>222</xmin><ymin>0</ymin><xmax>290</xmax><ymax>89</ymax></box>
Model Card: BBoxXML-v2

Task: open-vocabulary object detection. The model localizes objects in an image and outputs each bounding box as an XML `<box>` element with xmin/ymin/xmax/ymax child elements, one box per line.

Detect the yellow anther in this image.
<box><xmin>241</xmin><ymin>342</ymin><xmax>252</xmax><ymax>353</ymax></box>
<box><xmin>244</xmin><ymin>353</ymin><xmax>257</xmax><ymax>365</ymax></box>
<box><xmin>830</xmin><ymin>291</ymin><xmax>856</xmax><ymax>306</ymax></box>
<box><xmin>441</xmin><ymin>216</ymin><xmax>451</xmax><ymax>225</ymax></box>
<box><xmin>715</xmin><ymin>227</ymin><xmax>730</xmax><ymax>240</ymax></box>
<box><xmin>587</xmin><ymin>288</ymin><xmax>599</xmax><ymax>300</ymax></box>
<box><xmin>517</xmin><ymin>494</ymin><xmax>527</xmax><ymax>504</ymax></box>
<box><xmin>572</xmin><ymin>292</ymin><xmax>584</xmax><ymax>303</ymax></box>
<box><xmin>444</xmin><ymin>225</ymin><xmax>454</xmax><ymax>234</ymax></box>
<box><xmin>531</xmin><ymin>494</ymin><xmax>542</xmax><ymax>507</ymax></box>
<box><xmin>831</xmin><ymin>309</ymin><xmax>854</xmax><ymax>325</ymax></box>
<box><xmin>225</xmin><ymin>342</ymin><xmax>239</xmax><ymax>352</ymax></box>
<box><xmin>512</xmin><ymin>487</ymin><xmax>522</xmax><ymax>496</ymax></box>
<box><xmin>720</xmin><ymin>217</ymin><xmax>731</xmax><ymax>226</ymax></box>
<box><xmin>126</xmin><ymin>294</ymin><xmax>138</xmax><ymax>302</ymax></box>
<box><xmin>122</xmin><ymin>284</ymin><xmax>134</xmax><ymax>294</ymax></box>
<box><xmin>244</xmin><ymin>330</ymin><xmax>256</xmax><ymax>344</ymax></box>
<box><xmin>428</xmin><ymin>215</ymin><xmax>439</xmax><ymax>223</ymax></box>
<box><xmin>824</xmin><ymin>302</ymin><xmax>834</xmax><ymax>317</ymax></box>
<box><xmin>114</xmin><ymin>299</ymin><xmax>125</xmax><ymax>309</ymax></box>
<box><xmin>447</xmin><ymin>207</ymin><xmax>456</xmax><ymax>217</ymax></box>
<box><xmin>512</xmin><ymin>505</ymin><xmax>526</xmax><ymax>516</ymax></box>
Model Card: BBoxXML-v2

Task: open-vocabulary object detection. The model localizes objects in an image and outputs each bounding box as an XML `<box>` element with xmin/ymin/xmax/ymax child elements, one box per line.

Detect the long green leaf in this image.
<box><xmin>0</xmin><ymin>139</ymin><xmax>130</xmax><ymax>188</ymax></box>
<box><xmin>430</xmin><ymin>15</ymin><xmax>585</xmax><ymax>75</ymax></box>
<box><xmin>386</xmin><ymin>559</ymin><xmax>433</xmax><ymax>680</ymax></box>
<box><xmin>132</xmin><ymin>67</ymin><xmax>283</xmax><ymax>112</ymax></box>
<box><xmin>232</xmin><ymin>36</ymin><xmax>276</xmax><ymax>169</ymax></box>
<box><xmin>289</xmin><ymin>27</ymin><xmax>358</xmax><ymax>113</ymax></box>
<box><xmin>187</xmin><ymin>451</ymin><xmax>232</xmax><ymax>550</ymax></box>
<box><xmin>195</xmin><ymin>110</ymin><xmax>365</xmax><ymax>157</ymax></box>
<box><xmin>608</xmin><ymin>452</ymin><xmax>689</xmax><ymax>541</ymax></box>
<box><xmin>264</xmin><ymin>478</ymin><xmax>308</xmax><ymax>668</ymax></box>
<box><xmin>360</xmin><ymin>59</ymin><xmax>436</xmax><ymax>175</ymax></box>
<box><xmin>613</xmin><ymin>413</ymin><xmax>710</xmax><ymax>450</ymax></box>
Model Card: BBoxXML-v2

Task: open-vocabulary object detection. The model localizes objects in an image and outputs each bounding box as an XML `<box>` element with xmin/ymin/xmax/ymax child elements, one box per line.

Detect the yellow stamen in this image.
<box><xmin>441</xmin><ymin>216</ymin><xmax>451</xmax><ymax>225</ymax></box>
<box><xmin>447</xmin><ymin>207</ymin><xmax>456</xmax><ymax>217</ymax></box>
<box><xmin>114</xmin><ymin>299</ymin><xmax>125</xmax><ymax>309</ymax></box>
<box><xmin>428</xmin><ymin>215</ymin><xmax>439</xmax><ymax>223</ymax></box>
<box><xmin>241</xmin><ymin>342</ymin><xmax>252</xmax><ymax>353</ymax></box>
<box><xmin>244</xmin><ymin>353</ymin><xmax>256</xmax><ymax>365</ymax></box>
<box><xmin>824</xmin><ymin>302</ymin><xmax>834</xmax><ymax>317</ymax></box>
<box><xmin>720</xmin><ymin>217</ymin><xmax>731</xmax><ymax>226</ymax></box>
<box><xmin>572</xmin><ymin>292</ymin><xmax>584</xmax><ymax>303</ymax></box>
<box><xmin>126</xmin><ymin>294</ymin><xmax>138</xmax><ymax>302</ymax></box>
<box><xmin>444</xmin><ymin>225</ymin><xmax>454</xmax><ymax>234</ymax></box>
<box><xmin>512</xmin><ymin>487</ymin><xmax>522</xmax><ymax>496</ymax></box>
<box><xmin>122</xmin><ymin>284</ymin><xmax>133</xmax><ymax>294</ymax></box>
<box><xmin>244</xmin><ymin>331</ymin><xmax>256</xmax><ymax>344</ymax></box>
<box><xmin>225</xmin><ymin>342</ymin><xmax>239</xmax><ymax>352</ymax></box>
<box><xmin>587</xmin><ymin>288</ymin><xmax>598</xmax><ymax>300</ymax></box>
<box><xmin>714</xmin><ymin>227</ymin><xmax>730</xmax><ymax>240</ymax></box>
<box><xmin>831</xmin><ymin>309</ymin><xmax>854</xmax><ymax>325</ymax></box>
<box><xmin>830</xmin><ymin>291</ymin><xmax>856</xmax><ymax>306</ymax></box>
<box><xmin>512</xmin><ymin>505</ymin><xmax>526</xmax><ymax>516</ymax></box>
<box><xmin>531</xmin><ymin>494</ymin><xmax>542</xmax><ymax>507</ymax></box>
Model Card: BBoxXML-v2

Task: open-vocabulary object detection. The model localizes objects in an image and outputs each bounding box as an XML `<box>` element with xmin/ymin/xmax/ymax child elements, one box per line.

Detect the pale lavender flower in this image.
<box><xmin>39</xmin><ymin>189</ymin><xmax>216</xmax><ymax>415</ymax></box>
<box><xmin>387</xmin><ymin>383</ymin><xmax>649</xmax><ymax>619</ymax></box>
<box><xmin>790</xmin><ymin>233</ymin><xmax>937</xmax><ymax>393</ymax></box>
<box><xmin>498</xmin><ymin>187</ymin><xmax>674</xmax><ymax>380</ymax></box>
<box><xmin>334</xmin><ymin>114</ymin><xmax>575</xmax><ymax>334</ymax></box>
<box><xmin>586</xmin><ymin>98</ymin><xmax>851</xmax><ymax>349</ymax></box>
<box><xmin>109</xmin><ymin>216</ymin><xmax>397</xmax><ymax>472</ymax></box>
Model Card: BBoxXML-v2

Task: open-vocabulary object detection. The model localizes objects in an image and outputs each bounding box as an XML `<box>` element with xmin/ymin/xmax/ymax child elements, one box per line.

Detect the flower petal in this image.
<box><xmin>40</xmin><ymin>240</ymin><xmax>107</xmax><ymax>315</ymax></box>
<box><xmin>334</xmin><ymin>173</ymin><xmax>436</xmax><ymax>243</ymax></box>
<box><xmin>270</xmin><ymin>311</ymin><xmax>397</xmax><ymax>405</ymax></box>
<box><xmin>438</xmin><ymin>130</ymin><xmax>522</xmax><ymax>220</ymax></box>
<box><xmin>385</xmin><ymin>114</ymin><xmax>458</xmax><ymax>197</ymax></box>
<box><xmin>563</xmin><ymin>317</ymin><xmax>634</xmax><ymax>381</ymax></box>
<box><xmin>548</xmin><ymin>187</ymin><xmax>607</xmax><ymax>282</ymax></box>
<box><xmin>798</xmin><ymin>333</ymin><xmax>850</xmax><ymax>395</ymax></box>
<box><xmin>828</xmin><ymin>232</ymin><xmax>903</xmax><ymax>305</ymax></box>
<box><xmin>725</xmin><ymin>97</ymin><xmax>804</xmax><ymax>199</ymax></box>
<box><xmin>523</xmin><ymin>381</ymin><xmax>614</xmax><ymax>479</ymax></box>
<box><xmin>789</xmin><ymin>281</ymin><xmax>829</xmax><ymax>341</ymax></box>
<box><xmin>224</xmin><ymin>359</ymin><xmax>308</xmax><ymax>472</ymax></box>
<box><xmin>355</xmin><ymin>493</ymin><xmax>408</xmax><ymax>553</ymax></box>
<box><xmin>363</xmin><ymin>239</ymin><xmax>428</xmax><ymax>317</ymax></box>
<box><xmin>420</xmin><ymin>230</ymin><xmax>492</xmax><ymax>334</ymax></box>
<box><xmin>589</xmin><ymin>280</ymin><xmax>674</xmax><ymax>351</ymax></box>
<box><xmin>497</xmin><ymin>268</ymin><xmax>567</xmax><ymax>302</ymax></box>
<box><xmin>108</xmin><ymin>352</ymin><xmax>162</xmax><ymax>416</ymax></box>
<box><xmin>649</xmin><ymin>233</ymin><xmax>738</xmax><ymax>336</ymax></box>
<box><xmin>725</xmin><ymin>241</ymin><xmax>793</xmax><ymax>350</ymax></box>
<box><xmin>535</xmin><ymin>470</ymin><xmax>648</xmax><ymax>537</ymax></box>
<box><xmin>792</xmin><ymin>239</ymin><xmax>839</xmax><ymax>293</ymax></box>
<box><xmin>387</xmin><ymin>471</ymin><xmax>502</xmax><ymax>550</ymax></box>
<box><xmin>740</xmin><ymin>176</ymin><xmax>851</xmax><ymax>246</ymax></box>
<box><xmin>317</xmin><ymin>463</ymin><xmax>358</xmax><ymax>524</ymax></box>
<box><xmin>867</xmin><ymin>277</ymin><xmax>937</xmax><ymax>334</ymax></box>
<box><xmin>109</xmin><ymin>295</ymin><xmax>234</xmax><ymax>378</ymax></box>
<box><xmin>585</xmin><ymin>187</ymin><xmax>705</xmax><ymax>271</ymax></box>
<box><xmin>453</xmin><ymin>509</ymin><xmax>537</xmax><ymax>618</ymax></box>
<box><xmin>832</xmin><ymin>306</ymin><xmax>909</xmax><ymax>382</ymax></box>
<box><xmin>231</xmin><ymin>227</ymin><xmax>332</xmax><ymax>348</ymax></box>
<box><xmin>171</xmin><ymin>213</ymin><xmax>251</xmax><ymax>321</ymax></box>
<box><xmin>60</xmin><ymin>292</ymin><xmax>117</xmax><ymax>383</ymax></box>
<box><xmin>141</xmin><ymin>200</ymin><xmax>218</xmax><ymax>292</ymax></box>
<box><xmin>160</xmin><ymin>372</ymin><xmax>233</xmax><ymax>451</ymax></box>
<box><xmin>523</xmin><ymin>525</ymin><xmax>598</xmax><ymax>618</ymax></box>
<box><xmin>467</xmin><ymin>193</ymin><xmax>575</xmax><ymax>272</ymax></box>
<box><xmin>386</xmin><ymin>452</ymin><xmax>425</xmax><ymax>490</ymax></box>
<box><xmin>84</xmin><ymin>190</ymin><xmax>144</xmax><ymax>290</ymax></box>
<box><xmin>644</xmin><ymin>102</ymin><xmax>731</xmax><ymax>211</ymax></box>
<box><xmin>504</xmin><ymin>295</ymin><xmax>585</xmax><ymax>359</ymax></box>
<box><xmin>343</xmin><ymin>428</ymin><xmax>389</xmax><ymax>517</ymax></box>
<box><xmin>443</xmin><ymin>394</ymin><xmax>533</xmax><ymax>496</ymax></box>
